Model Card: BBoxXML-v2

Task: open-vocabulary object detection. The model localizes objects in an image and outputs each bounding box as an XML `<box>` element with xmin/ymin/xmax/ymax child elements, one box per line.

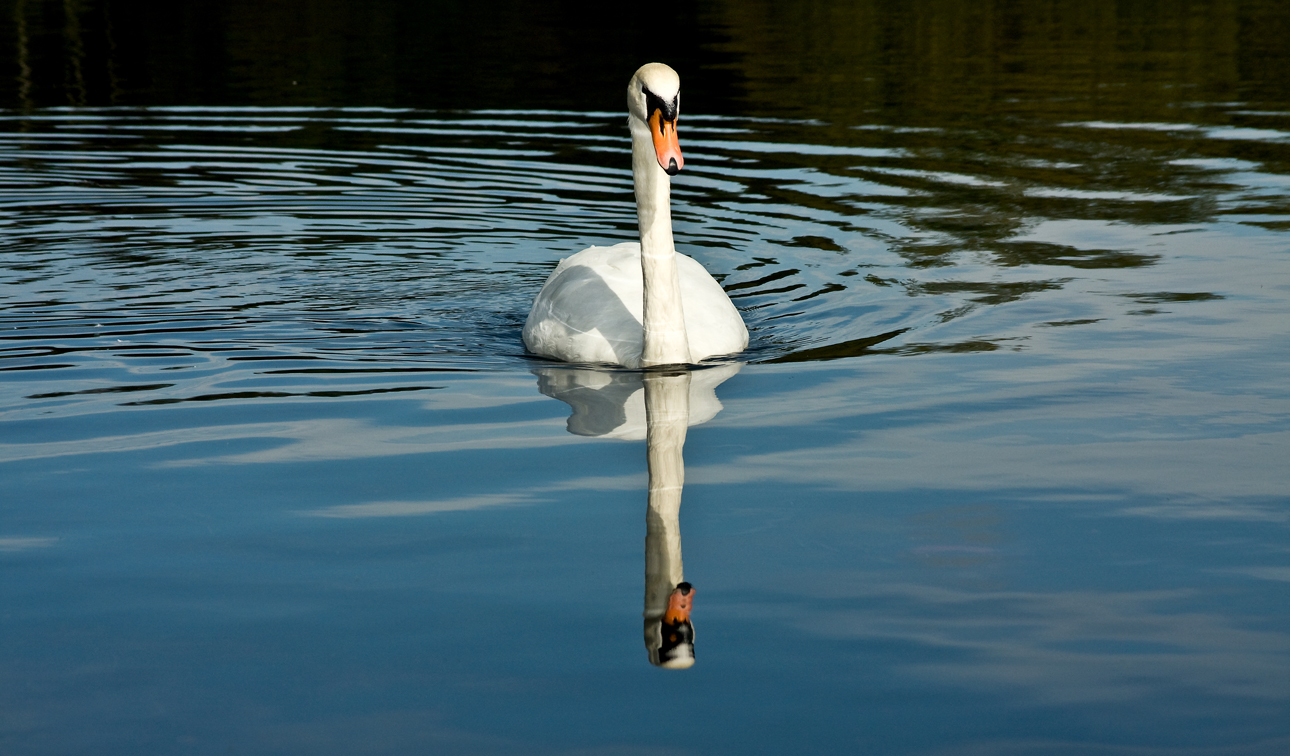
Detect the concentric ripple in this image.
<box><xmin>3</xmin><ymin>105</ymin><xmax>1288</xmax><ymax>415</ymax></box>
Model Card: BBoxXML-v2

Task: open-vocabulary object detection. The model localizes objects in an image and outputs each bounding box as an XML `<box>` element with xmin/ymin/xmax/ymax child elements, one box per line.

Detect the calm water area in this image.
<box><xmin>2</xmin><ymin>1</ymin><xmax>1290</xmax><ymax>753</ymax></box>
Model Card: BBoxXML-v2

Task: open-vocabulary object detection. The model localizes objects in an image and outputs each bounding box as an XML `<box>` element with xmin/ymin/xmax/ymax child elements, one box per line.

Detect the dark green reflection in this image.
<box><xmin>3</xmin><ymin>0</ymin><xmax>1289</xmax><ymax>119</ymax></box>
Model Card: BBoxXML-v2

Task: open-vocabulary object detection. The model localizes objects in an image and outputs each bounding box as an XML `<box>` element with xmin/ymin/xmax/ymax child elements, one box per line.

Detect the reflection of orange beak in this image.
<box><xmin>664</xmin><ymin>582</ymin><xmax>694</xmax><ymax>623</ymax></box>
<box><xmin>649</xmin><ymin>110</ymin><xmax>684</xmax><ymax>176</ymax></box>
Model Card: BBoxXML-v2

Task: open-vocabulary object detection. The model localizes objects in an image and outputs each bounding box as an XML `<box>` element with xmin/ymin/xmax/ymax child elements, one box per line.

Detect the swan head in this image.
<box><xmin>628</xmin><ymin>63</ymin><xmax>684</xmax><ymax>177</ymax></box>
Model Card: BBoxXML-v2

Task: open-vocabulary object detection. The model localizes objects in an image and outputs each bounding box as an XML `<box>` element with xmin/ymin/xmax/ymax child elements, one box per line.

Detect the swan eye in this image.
<box><xmin>643</xmin><ymin>88</ymin><xmax>679</xmax><ymax>123</ymax></box>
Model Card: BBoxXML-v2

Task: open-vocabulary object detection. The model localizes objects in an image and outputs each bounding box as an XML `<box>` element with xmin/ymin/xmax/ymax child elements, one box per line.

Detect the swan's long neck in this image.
<box><xmin>632</xmin><ymin>125</ymin><xmax>692</xmax><ymax>367</ymax></box>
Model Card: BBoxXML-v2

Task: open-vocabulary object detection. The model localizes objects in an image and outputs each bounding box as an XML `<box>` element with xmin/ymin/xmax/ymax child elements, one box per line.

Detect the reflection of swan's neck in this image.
<box><xmin>643</xmin><ymin>371</ymin><xmax>694</xmax><ymax>668</ymax></box>
<box><xmin>632</xmin><ymin>122</ymin><xmax>691</xmax><ymax>367</ymax></box>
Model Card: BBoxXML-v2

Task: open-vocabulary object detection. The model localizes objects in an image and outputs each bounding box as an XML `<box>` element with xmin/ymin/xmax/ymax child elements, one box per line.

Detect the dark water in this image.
<box><xmin>3</xmin><ymin>2</ymin><xmax>1290</xmax><ymax>754</ymax></box>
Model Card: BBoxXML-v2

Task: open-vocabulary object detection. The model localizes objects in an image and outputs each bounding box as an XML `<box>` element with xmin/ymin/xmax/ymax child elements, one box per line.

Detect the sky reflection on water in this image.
<box><xmin>3</xmin><ymin>1</ymin><xmax>1290</xmax><ymax>753</ymax></box>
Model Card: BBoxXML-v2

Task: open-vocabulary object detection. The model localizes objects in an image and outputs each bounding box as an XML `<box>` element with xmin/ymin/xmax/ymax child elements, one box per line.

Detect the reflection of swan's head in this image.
<box><xmin>646</xmin><ymin>582</ymin><xmax>695</xmax><ymax>669</ymax></box>
<box><xmin>627</xmin><ymin>63</ymin><xmax>684</xmax><ymax>176</ymax></box>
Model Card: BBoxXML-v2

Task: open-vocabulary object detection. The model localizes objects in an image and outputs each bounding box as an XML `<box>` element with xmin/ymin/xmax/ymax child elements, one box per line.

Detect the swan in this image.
<box><xmin>522</xmin><ymin>63</ymin><xmax>748</xmax><ymax>368</ymax></box>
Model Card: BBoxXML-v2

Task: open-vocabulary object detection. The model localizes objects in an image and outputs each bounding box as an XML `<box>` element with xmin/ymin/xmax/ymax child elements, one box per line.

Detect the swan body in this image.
<box><xmin>525</xmin><ymin>243</ymin><xmax>745</xmax><ymax>368</ymax></box>
<box><xmin>522</xmin><ymin>63</ymin><xmax>748</xmax><ymax>368</ymax></box>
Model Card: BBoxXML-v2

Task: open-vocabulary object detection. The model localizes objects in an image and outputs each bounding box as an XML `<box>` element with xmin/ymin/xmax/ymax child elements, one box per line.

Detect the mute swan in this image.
<box><xmin>522</xmin><ymin>63</ymin><xmax>748</xmax><ymax>368</ymax></box>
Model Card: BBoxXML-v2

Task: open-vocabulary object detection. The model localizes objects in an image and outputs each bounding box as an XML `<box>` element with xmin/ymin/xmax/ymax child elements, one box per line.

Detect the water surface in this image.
<box><xmin>3</xmin><ymin>3</ymin><xmax>1290</xmax><ymax>754</ymax></box>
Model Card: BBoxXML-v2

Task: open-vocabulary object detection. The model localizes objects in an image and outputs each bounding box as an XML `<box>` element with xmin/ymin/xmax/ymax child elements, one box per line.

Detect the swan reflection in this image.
<box><xmin>534</xmin><ymin>363</ymin><xmax>739</xmax><ymax>667</ymax></box>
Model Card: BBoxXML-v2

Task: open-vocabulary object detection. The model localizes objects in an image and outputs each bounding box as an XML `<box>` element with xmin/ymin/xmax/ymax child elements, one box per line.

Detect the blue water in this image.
<box><xmin>3</xmin><ymin>101</ymin><xmax>1289</xmax><ymax>754</ymax></box>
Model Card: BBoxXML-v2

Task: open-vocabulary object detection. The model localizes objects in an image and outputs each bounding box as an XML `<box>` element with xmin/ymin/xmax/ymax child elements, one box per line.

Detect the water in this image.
<box><xmin>3</xmin><ymin>3</ymin><xmax>1290</xmax><ymax>754</ymax></box>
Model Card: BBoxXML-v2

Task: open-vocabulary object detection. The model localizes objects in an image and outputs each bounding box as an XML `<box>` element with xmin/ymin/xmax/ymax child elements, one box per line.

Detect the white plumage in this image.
<box><xmin>524</xmin><ymin>242</ymin><xmax>746</xmax><ymax>368</ymax></box>
<box><xmin>522</xmin><ymin>63</ymin><xmax>748</xmax><ymax>368</ymax></box>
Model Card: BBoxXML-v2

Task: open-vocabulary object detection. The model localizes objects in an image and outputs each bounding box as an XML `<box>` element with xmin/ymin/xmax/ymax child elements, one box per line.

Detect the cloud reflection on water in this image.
<box><xmin>779</xmin><ymin>581</ymin><xmax>1290</xmax><ymax>705</ymax></box>
<box><xmin>0</xmin><ymin>537</ymin><xmax>59</xmax><ymax>551</ymax></box>
<box><xmin>5</xmin><ymin>350</ymin><xmax>1284</xmax><ymax>510</ymax></box>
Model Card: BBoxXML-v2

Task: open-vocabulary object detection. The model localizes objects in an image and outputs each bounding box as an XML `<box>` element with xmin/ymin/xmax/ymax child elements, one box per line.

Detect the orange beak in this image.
<box><xmin>664</xmin><ymin>583</ymin><xmax>694</xmax><ymax>623</ymax></box>
<box><xmin>649</xmin><ymin>109</ymin><xmax>684</xmax><ymax>176</ymax></box>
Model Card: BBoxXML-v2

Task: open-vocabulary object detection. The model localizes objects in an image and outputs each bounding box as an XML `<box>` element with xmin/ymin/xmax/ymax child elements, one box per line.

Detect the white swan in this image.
<box><xmin>522</xmin><ymin>63</ymin><xmax>748</xmax><ymax>368</ymax></box>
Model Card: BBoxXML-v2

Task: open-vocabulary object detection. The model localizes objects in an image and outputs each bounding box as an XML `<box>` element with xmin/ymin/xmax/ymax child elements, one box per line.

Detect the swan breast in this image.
<box><xmin>522</xmin><ymin>243</ymin><xmax>747</xmax><ymax>368</ymax></box>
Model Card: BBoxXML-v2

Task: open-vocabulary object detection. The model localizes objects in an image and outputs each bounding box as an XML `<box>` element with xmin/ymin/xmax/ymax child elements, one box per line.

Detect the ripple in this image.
<box><xmin>2</xmin><ymin>105</ymin><xmax>1286</xmax><ymax>417</ymax></box>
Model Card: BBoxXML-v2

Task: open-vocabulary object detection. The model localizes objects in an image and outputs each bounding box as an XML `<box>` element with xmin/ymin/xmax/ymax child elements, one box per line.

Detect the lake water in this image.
<box><xmin>3</xmin><ymin>2</ymin><xmax>1290</xmax><ymax>754</ymax></box>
